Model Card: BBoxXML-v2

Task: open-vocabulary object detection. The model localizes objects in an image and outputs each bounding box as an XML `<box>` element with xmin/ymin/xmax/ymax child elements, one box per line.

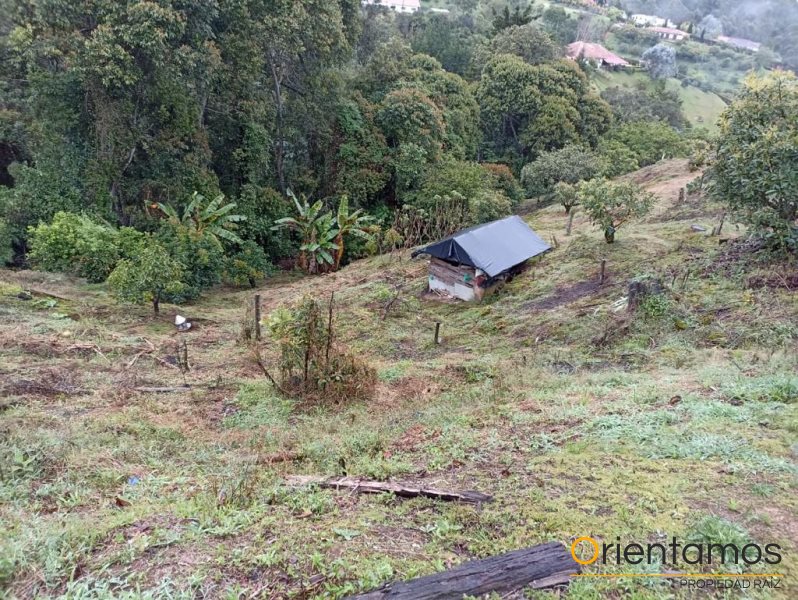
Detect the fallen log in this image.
<box><xmin>347</xmin><ymin>541</ymin><xmax>577</xmax><ymax>599</ymax></box>
<box><xmin>285</xmin><ymin>475</ymin><xmax>492</xmax><ymax>504</ymax></box>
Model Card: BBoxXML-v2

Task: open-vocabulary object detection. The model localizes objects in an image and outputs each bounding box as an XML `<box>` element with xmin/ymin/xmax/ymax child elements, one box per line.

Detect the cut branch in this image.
<box><xmin>285</xmin><ymin>476</ymin><xmax>492</xmax><ymax>504</ymax></box>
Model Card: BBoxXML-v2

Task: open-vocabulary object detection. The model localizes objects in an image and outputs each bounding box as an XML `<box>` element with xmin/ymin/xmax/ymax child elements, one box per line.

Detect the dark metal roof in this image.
<box><xmin>411</xmin><ymin>215</ymin><xmax>551</xmax><ymax>277</ymax></box>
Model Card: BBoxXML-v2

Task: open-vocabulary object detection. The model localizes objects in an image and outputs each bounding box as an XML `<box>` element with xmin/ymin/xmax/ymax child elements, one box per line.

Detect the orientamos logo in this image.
<box><xmin>570</xmin><ymin>535</ymin><xmax>783</xmax><ymax>568</ymax></box>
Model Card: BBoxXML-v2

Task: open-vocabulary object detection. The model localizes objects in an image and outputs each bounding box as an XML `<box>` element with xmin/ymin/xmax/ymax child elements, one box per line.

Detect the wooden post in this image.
<box><xmin>716</xmin><ymin>212</ymin><xmax>726</xmax><ymax>236</ymax></box>
<box><xmin>254</xmin><ymin>294</ymin><xmax>261</xmax><ymax>341</ymax></box>
<box><xmin>599</xmin><ymin>259</ymin><xmax>607</xmax><ymax>285</ymax></box>
<box><xmin>434</xmin><ymin>322</ymin><xmax>441</xmax><ymax>345</ymax></box>
<box><xmin>566</xmin><ymin>210</ymin><xmax>574</xmax><ymax>236</ymax></box>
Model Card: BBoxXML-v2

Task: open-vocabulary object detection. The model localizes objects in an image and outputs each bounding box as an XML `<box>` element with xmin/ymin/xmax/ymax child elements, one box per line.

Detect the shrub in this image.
<box><xmin>223</xmin><ymin>241</ymin><xmax>272</xmax><ymax>288</ymax></box>
<box><xmin>27</xmin><ymin>212</ymin><xmax>144</xmax><ymax>283</ymax></box>
<box><xmin>267</xmin><ymin>295</ymin><xmax>376</xmax><ymax>404</ymax></box>
<box><xmin>482</xmin><ymin>163</ymin><xmax>523</xmax><ymax>204</ymax></box>
<box><xmin>413</xmin><ymin>159</ymin><xmax>513</xmax><ymax>226</ymax></box>
<box><xmin>606</xmin><ymin>121</ymin><xmax>688</xmax><ymax>167</ymax></box>
<box><xmin>470</xmin><ymin>189</ymin><xmax>513</xmax><ymax>224</ymax></box>
<box><xmin>156</xmin><ymin>224</ymin><xmax>225</xmax><ymax>302</ymax></box>
<box><xmin>596</xmin><ymin>139</ymin><xmax>640</xmax><ymax>178</ymax></box>
<box><xmin>0</xmin><ymin>219</ymin><xmax>12</xmax><ymax>265</ymax></box>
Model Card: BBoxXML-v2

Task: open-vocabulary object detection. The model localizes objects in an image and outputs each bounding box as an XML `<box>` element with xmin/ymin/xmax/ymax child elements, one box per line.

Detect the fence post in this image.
<box><xmin>434</xmin><ymin>322</ymin><xmax>442</xmax><ymax>345</ymax></box>
<box><xmin>254</xmin><ymin>294</ymin><xmax>261</xmax><ymax>341</ymax></box>
<box><xmin>599</xmin><ymin>259</ymin><xmax>607</xmax><ymax>285</ymax></box>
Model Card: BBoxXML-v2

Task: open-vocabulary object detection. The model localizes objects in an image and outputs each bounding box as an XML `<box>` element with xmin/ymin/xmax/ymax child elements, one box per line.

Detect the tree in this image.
<box><xmin>158</xmin><ymin>192</ymin><xmax>246</xmax><ymax>247</ymax></box>
<box><xmin>698</xmin><ymin>15</ymin><xmax>722</xmax><ymax>40</ymax></box>
<box><xmin>600</xmin><ymin>85</ymin><xmax>686</xmax><ymax>129</ymax></box>
<box><xmin>107</xmin><ymin>242</ymin><xmax>185</xmax><ymax>315</ymax></box>
<box><xmin>520</xmin><ymin>145</ymin><xmax>604</xmax><ymax>198</ymax></box>
<box><xmin>477</xmin><ymin>55</ymin><xmax>610</xmax><ymax>164</ymax></box>
<box><xmin>710</xmin><ymin>71</ymin><xmax>798</xmax><ymax>252</ymax></box>
<box><xmin>553</xmin><ymin>182</ymin><xmax>578</xmax><ymax>214</ymax></box>
<box><xmin>576</xmin><ymin>179</ymin><xmax>654</xmax><ymax>243</ymax></box>
<box><xmin>642</xmin><ymin>44</ymin><xmax>677</xmax><ymax>80</ymax></box>
<box><xmin>491</xmin><ymin>4</ymin><xmax>535</xmax><ymax>33</ymax></box>
<box><xmin>488</xmin><ymin>24</ymin><xmax>558</xmax><ymax>65</ymax></box>
<box><xmin>333</xmin><ymin>196</ymin><xmax>374</xmax><ymax>270</ymax></box>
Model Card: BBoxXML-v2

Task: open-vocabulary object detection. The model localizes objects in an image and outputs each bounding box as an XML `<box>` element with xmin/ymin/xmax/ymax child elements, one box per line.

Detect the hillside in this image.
<box><xmin>1</xmin><ymin>160</ymin><xmax>796</xmax><ymax>598</ymax></box>
<box><xmin>592</xmin><ymin>70</ymin><xmax>728</xmax><ymax>133</ymax></box>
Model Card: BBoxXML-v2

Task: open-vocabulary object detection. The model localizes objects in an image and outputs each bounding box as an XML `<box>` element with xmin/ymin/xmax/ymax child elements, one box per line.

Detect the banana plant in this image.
<box><xmin>333</xmin><ymin>195</ymin><xmax>374</xmax><ymax>270</ymax></box>
<box><xmin>158</xmin><ymin>192</ymin><xmax>246</xmax><ymax>246</ymax></box>
<box><xmin>273</xmin><ymin>190</ymin><xmax>338</xmax><ymax>273</ymax></box>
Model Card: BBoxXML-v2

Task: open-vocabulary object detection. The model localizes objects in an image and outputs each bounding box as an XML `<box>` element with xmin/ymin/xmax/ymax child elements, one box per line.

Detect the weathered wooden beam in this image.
<box><xmin>285</xmin><ymin>476</ymin><xmax>492</xmax><ymax>503</ymax></box>
<box><xmin>347</xmin><ymin>541</ymin><xmax>577</xmax><ymax>599</ymax></box>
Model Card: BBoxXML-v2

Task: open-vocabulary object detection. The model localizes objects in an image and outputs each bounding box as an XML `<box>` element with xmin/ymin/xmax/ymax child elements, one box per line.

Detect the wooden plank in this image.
<box><xmin>429</xmin><ymin>265</ymin><xmax>473</xmax><ymax>287</ymax></box>
<box><xmin>285</xmin><ymin>476</ymin><xmax>492</xmax><ymax>503</ymax></box>
<box><xmin>430</xmin><ymin>257</ymin><xmax>472</xmax><ymax>277</ymax></box>
<box><xmin>347</xmin><ymin>541</ymin><xmax>577</xmax><ymax>599</ymax></box>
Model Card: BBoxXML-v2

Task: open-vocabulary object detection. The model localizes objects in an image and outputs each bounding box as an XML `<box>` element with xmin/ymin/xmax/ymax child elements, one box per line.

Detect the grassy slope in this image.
<box><xmin>591</xmin><ymin>70</ymin><xmax>728</xmax><ymax>133</ymax></box>
<box><xmin>1</xmin><ymin>160</ymin><xmax>797</xmax><ymax>598</ymax></box>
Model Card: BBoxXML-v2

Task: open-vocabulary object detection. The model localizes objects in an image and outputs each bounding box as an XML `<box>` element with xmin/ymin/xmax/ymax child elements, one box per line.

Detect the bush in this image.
<box><xmin>156</xmin><ymin>224</ymin><xmax>225</xmax><ymax>302</ymax></box>
<box><xmin>596</xmin><ymin>139</ymin><xmax>640</xmax><ymax>178</ymax></box>
<box><xmin>27</xmin><ymin>212</ymin><xmax>144</xmax><ymax>283</ymax></box>
<box><xmin>0</xmin><ymin>219</ymin><xmax>12</xmax><ymax>266</ymax></box>
<box><xmin>470</xmin><ymin>189</ymin><xmax>513</xmax><ymax>224</ymax></box>
<box><xmin>606</xmin><ymin>121</ymin><xmax>688</xmax><ymax>167</ymax></box>
<box><xmin>521</xmin><ymin>145</ymin><xmax>604</xmax><ymax>198</ymax></box>
<box><xmin>267</xmin><ymin>295</ymin><xmax>376</xmax><ymax>404</ymax></box>
<box><xmin>223</xmin><ymin>241</ymin><xmax>272</xmax><ymax>288</ymax></box>
<box><xmin>482</xmin><ymin>163</ymin><xmax>524</xmax><ymax>204</ymax></box>
<box><xmin>412</xmin><ymin>158</ymin><xmax>514</xmax><ymax>226</ymax></box>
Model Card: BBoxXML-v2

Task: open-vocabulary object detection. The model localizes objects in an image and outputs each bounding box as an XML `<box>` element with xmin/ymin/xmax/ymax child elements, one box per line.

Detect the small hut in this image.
<box><xmin>412</xmin><ymin>216</ymin><xmax>551</xmax><ymax>301</ymax></box>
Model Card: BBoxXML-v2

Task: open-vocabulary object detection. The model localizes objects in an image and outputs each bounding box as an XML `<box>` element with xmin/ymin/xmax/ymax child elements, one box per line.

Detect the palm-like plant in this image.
<box><xmin>333</xmin><ymin>195</ymin><xmax>374</xmax><ymax>270</ymax></box>
<box><xmin>158</xmin><ymin>192</ymin><xmax>246</xmax><ymax>246</ymax></box>
<box><xmin>273</xmin><ymin>191</ymin><xmax>338</xmax><ymax>273</ymax></box>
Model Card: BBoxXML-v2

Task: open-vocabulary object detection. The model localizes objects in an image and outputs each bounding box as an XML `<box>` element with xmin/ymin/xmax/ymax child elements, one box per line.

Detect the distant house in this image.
<box><xmin>631</xmin><ymin>14</ymin><xmax>676</xmax><ymax>28</ymax></box>
<box><xmin>648</xmin><ymin>26</ymin><xmax>689</xmax><ymax>41</ymax></box>
<box><xmin>566</xmin><ymin>41</ymin><xmax>631</xmax><ymax>69</ymax></box>
<box><xmin>361</xmin><ymin>0</ymin><xmax>420</xmax><ymax>13</ymax></box>
<box><xmin>412</xmin><ymin>216</ymin><xmax>551</xmax><ymax>302</ymax></box>
<box><xmin>717</xmin><ymin>35</ymin><xmax>761</xmax><ymax>52</ymax></box>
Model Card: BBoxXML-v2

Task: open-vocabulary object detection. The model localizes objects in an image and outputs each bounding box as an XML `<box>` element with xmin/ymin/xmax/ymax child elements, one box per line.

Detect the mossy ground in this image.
<box><xmin>1</xmin><ymin>160</ymin><xmax>796</xmax><ymax>598</ymax></box>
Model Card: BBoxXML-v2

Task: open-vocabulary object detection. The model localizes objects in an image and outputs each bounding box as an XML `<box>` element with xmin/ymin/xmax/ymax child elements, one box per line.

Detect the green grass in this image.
<box><xmin>1</xmin><ymin>161</ymin><xmax>797</xmax><ymax>597</ymax></box>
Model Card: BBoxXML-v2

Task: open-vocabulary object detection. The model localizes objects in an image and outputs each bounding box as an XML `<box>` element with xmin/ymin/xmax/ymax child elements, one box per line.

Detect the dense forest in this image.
<box><xmin>0</xmin><ymin>0</ymin><xmax>795</xmax><ymax>302</ymax></box>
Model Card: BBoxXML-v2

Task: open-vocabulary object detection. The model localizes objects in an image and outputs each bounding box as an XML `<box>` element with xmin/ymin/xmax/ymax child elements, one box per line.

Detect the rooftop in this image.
<box><xmin>566</xmin><ymin>42</ymin><xmax>630</xmax><ymax>67</ymax></box>
<box><xmin>412</xmin><ymin>215</ymin><xmax>551</xmax><ymax>278</ymax></box>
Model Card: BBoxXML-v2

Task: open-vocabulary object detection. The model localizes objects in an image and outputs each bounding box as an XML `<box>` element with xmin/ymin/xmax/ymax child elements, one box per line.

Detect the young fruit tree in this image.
<box><xmin>107</xmin><ymin>242</ymin><xmax>185</xmax><ymax>315</ymax></box>
<box><xmin>553</xmin><ymin>182</ymin><xmax>579</xmax><ymax>215</ymax></box>
<box><xmin>576</xmin><ymin>179</ymin><xmax>655</xmax><ymax>243</ymax></box>
<box><xmin>710</xmin><ymin>71</ymin><xmax>798</xmax><ymax>252</ymax></box>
